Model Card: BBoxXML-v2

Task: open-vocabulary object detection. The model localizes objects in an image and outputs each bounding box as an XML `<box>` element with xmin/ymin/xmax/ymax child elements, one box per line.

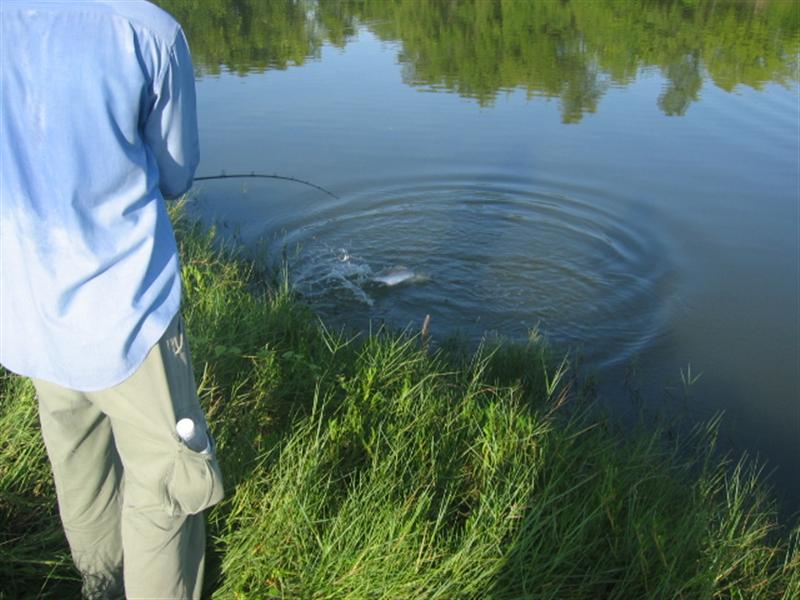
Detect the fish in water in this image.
<box><xmin>370</xmin><ymin>266</ymin><xmax>427</xmax><ymax>287</ymax></box>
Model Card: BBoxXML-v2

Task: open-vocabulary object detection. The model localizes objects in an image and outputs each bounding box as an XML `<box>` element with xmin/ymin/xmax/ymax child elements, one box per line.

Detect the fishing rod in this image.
<box><xmin>193</xmin><ymin>172</ymin><xmax>340</xmax><ymax>199</ymax></box>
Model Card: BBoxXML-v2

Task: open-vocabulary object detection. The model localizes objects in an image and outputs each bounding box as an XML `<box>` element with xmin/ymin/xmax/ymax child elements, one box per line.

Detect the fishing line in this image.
<box><xmin>193</xmin><ymin>172</ymin><xmax>340</xmax><ymax>199</ymax></box>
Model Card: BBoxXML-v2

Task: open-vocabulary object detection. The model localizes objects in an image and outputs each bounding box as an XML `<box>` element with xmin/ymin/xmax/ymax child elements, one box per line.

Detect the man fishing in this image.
<box><xmin>0</xmin><ymin>1</ymin><xmax>223</xmax><ymax>598</ymax></box>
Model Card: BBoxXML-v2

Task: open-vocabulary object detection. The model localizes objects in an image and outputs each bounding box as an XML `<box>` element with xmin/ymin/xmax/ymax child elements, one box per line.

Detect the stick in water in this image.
<box><xmin>421</xmin><ymin>314</ymin><xmax>432</xmax><ymax>348</ymax></box>
<box><xmin>194</xmin><ymin>172</ymin><xmax>340</xmax><ymax>199</ymax></box>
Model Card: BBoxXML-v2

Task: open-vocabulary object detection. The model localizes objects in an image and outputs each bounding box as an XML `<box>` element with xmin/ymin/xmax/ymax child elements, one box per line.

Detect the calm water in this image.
<box><xmin>158</xmin><ymin>0</ymin><xmax>799</xmax><ymax>511</ymax></box>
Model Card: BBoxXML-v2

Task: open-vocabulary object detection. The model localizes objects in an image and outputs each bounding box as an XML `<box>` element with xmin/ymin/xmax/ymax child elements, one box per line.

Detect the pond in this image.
<box><xmin>156</xmin><ymin>0</ymin><xmax>799</xmax><ymax>512</ymax></box>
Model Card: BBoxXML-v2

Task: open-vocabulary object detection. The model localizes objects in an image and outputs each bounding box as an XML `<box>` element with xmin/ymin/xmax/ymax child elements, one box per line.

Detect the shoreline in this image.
<box><xmin>1</xmin><ymin>203</ymin><xmax>797</xmax><ymax>597</ymax></box>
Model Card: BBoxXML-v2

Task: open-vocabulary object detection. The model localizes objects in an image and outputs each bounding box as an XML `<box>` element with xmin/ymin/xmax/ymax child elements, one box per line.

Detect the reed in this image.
<box><xmin>1</xmin><ymin>202</ymin><xmax>797</xmax><ymax>598</ymax></box>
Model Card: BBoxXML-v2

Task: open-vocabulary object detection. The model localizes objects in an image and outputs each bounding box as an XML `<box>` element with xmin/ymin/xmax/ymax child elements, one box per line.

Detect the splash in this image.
<box><xmin>291</xmin><ymin>244</ymin><xmax>428</xmax><ymax>308</ymax></box>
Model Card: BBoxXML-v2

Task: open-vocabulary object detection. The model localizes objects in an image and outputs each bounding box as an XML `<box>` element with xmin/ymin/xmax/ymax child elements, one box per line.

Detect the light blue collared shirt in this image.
<box><xmin>0</xmin><ymin>1</ymin><xmax>199</xmax><ymax>390</ymax></box>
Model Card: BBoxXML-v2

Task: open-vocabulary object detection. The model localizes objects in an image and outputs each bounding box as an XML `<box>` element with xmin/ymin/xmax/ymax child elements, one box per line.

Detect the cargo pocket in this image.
<box><xmin>164</xmin><ymin>432</ymin><xmax>224</xmax><ymax>516</ymax></box>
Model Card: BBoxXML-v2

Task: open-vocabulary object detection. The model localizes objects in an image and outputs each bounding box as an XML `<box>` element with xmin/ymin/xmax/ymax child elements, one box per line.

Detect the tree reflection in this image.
<box><xmin>156</xmin><ymin>0</ymin><xmax>799</xmax><ymax>121</ymax></box>
<box><xmin>157</xmin><ymin>0</ymin><xmax>352</xmax><ymax>75</ymax></box>
<box><xmin>659</xmin><ymin>52</ymin><xmax>704</xmax><ymax>116</ymax></box>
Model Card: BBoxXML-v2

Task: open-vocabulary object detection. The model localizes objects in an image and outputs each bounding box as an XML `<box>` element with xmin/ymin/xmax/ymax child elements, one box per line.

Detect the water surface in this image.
<box><xmin>158</xmin><ymin>0</ymin><xmax>799</xmax><ymax>511</ymax></box>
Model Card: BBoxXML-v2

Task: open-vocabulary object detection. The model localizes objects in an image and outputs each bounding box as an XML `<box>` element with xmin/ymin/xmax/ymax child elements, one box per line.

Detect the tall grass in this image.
<box><xmin>1</xmin><ymin>203</ymin><xmax>797</xmax><ymax>598</ymax></box>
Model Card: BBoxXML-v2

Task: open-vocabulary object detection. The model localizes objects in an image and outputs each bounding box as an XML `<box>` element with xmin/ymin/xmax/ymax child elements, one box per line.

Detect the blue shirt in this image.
<box><xmin>0</xmin><ymin>1</ymin><xmax>199</xmax><ymax>390</ymax></box>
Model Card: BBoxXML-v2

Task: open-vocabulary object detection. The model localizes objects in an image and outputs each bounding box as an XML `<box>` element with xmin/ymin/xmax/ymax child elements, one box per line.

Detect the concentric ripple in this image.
<box><xmin>268</xmin><ymin>175</ymin><xmax>675</xmax><ymax>369</ymax></box>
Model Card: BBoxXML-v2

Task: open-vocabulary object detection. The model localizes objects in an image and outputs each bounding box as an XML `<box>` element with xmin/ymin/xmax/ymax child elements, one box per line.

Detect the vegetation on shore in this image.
<box><xmin>1</xmin><ymin>204</ymin><xmax>798</xmax><ymax>598</ymax></box>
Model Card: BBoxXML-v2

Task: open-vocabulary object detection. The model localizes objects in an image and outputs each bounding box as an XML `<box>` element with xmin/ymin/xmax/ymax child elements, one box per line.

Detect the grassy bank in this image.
<box><xmin>1</xmin><ymin>204</ymin><xmax>798</xmax><ymax>598</ymax></box>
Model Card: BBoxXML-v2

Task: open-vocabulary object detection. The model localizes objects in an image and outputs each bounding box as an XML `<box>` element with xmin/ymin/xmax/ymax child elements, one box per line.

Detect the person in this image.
<box><xmin>0</xmin><ymin>1</ymin><xmax>224</xmax><ymax>598</ymax></box>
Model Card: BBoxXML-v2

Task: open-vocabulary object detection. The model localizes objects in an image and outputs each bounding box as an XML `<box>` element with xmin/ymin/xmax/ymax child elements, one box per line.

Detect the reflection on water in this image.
<box><xmin>160</xmin><ymin>0</ymin><xmax>798</xmax><ymax>120</ymax></box>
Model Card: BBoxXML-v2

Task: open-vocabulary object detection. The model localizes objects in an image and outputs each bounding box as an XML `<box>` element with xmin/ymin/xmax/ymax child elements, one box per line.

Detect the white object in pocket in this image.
<box><xmin>164</xmin><ymin>433</ymin><xmax>224</xmax><ymax>516</ymax></box>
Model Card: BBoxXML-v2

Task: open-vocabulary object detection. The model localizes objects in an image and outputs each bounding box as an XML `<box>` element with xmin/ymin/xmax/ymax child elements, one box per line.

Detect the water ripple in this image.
<box><xmin>272</xmin><ymin>174</ymin><xmax>676</xmax><ymax>368</ymax></box>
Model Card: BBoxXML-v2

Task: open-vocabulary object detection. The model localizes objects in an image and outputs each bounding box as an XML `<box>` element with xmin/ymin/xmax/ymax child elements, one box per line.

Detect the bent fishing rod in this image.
<box><xmin>193</xmin><ymin>172</ymin><xmax>340</xmax><ymax>200</ymax></box>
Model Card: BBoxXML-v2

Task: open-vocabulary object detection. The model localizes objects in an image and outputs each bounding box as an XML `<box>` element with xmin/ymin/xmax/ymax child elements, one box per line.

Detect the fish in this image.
<box><xmin>371</xmin><ymin>266</ymin><xmax>426</xmax><ymax>287</ymax></box>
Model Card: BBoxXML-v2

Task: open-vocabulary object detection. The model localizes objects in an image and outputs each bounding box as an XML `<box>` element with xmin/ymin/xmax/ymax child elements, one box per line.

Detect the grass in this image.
<box><xmin>1</xmin><ymin>202</ymin><xmax>798</xmax><ymax>599</ymax></box>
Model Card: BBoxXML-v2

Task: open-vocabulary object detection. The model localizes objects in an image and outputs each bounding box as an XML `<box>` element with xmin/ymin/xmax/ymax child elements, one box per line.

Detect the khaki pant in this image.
<box><xmin>33</xmin><ymin>313</ymin><xmax>224</xmax><ymax>599</ymax></box>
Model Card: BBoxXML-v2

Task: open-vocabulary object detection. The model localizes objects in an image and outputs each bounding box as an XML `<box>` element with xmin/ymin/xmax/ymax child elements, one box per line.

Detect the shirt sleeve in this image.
<box><xmin>143</xmin><ymin>28</ymin><xmax>200</xmax><ymax>199</ymax></box>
